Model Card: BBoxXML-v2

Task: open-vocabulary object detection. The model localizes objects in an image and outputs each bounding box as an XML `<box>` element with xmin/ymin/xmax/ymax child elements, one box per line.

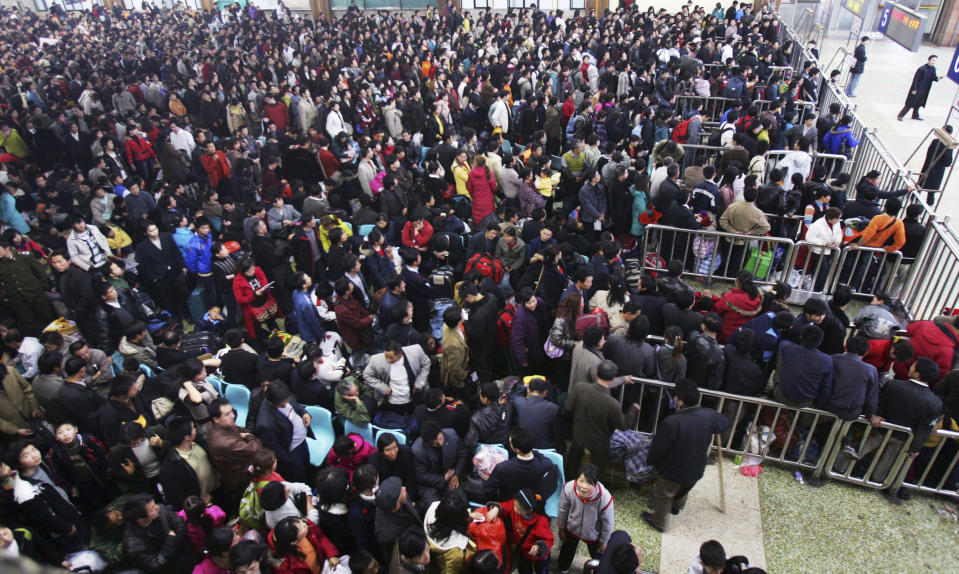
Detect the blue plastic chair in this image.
<box><xmin>224</xmin><ymin>384</ymin><xmax>251</xmax><ymax>428</ymax></box>
<box><xmin>537</xmin><ymin>449</ymin><xmax>566</xmax><ymax>518</ymax></box>
<box><xmin>358</xmin><ymin>224</ymin><xmax>375</xmax><ymax>238</ymax></box>
<box><xmin>111</xmin><ymin>351</ymin><xmax>124</xmax><ymax>376</ymax></box>
<box><xmin>307</xmin><ymin>437</ymin><xmax>331</xmax><ymax>466</ymax></box>
<box><xmin>305</xmin><ymin>406</ymin><xmax>336</xmax><ymax>463</ymax></box>
<box><xmin>206</xmin><ymin>375</ymin><xmax>227</xmax><ymax>395</ymax></box>
<box><xmin>343</xmin><ymin>420</ymin><xmax>374</xmax><ymax>444</ymax></box>
<box><xmin>139</xmin><ymin>364</ymin><xmax>156</xmax><ymax>378</ymax></box>
<box><xmin>372</xmin><ymin>425</ymin><xmax>407</xmax><ymax>446</ymax></box>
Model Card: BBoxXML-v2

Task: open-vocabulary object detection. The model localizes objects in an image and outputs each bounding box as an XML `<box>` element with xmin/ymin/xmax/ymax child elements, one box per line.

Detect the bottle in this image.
<box><xmin>734</xmin><ymin>453</ymin><xmax>743</xmax><ymax>465</ymax></box>
<box><xmin>794</xmin><ymin>471</ymin><xmax>804</xmax><ymax>485</ymax></box>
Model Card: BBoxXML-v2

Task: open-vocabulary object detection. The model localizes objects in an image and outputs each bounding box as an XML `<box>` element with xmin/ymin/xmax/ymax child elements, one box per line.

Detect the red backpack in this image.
<box><xmin>465</xmin><ymin>252</ymin><xmax>505</xmax><ymax>284</ymax></box>
<box><xmin>671</xmin><ymin>118</ymin><xmax>691</xmax><ymax>143</ymax></box>
<box><xmin>497</xmin><ymin>302</ymin><xmax>516</xmax><ymax>347</ymax></box>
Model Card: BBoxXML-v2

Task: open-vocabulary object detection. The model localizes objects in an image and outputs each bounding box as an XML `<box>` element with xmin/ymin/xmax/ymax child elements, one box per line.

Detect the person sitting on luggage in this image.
<box><xmin>484</xmin><ymin>426</ymin><xmax>556</xmax><ymax>501</ymax></box>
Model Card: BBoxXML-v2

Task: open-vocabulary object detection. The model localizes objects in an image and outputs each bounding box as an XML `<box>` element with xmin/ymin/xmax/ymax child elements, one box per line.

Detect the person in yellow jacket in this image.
<box><xmin>104</xmin><ymin>223</ymin><xmax>133</xmax><ymax>255</ymax></box>
<box><xmin>452</xmin><ymin>151</ymin><xmax>471</xmax><ymax>198</ymax></box>
<box><xmin>319</xmin><ymin>214</ymin><xmax>353</xmax><ymax>252</ymax></box>
<box><xmin>0</xmin><ymin>123</ymin><xmax>30</xmax><ymax>159</ymax></box>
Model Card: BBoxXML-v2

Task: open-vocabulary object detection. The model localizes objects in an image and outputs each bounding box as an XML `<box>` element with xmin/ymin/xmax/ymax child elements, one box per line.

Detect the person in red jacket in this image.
<box><xmin>263</xmin><ymin>95</ymin><xmax>290</xmax><ymax>132</ymax></box>
<box><xmin>479</xmin><ymin>488</ymin><xmax>554</xmax><ymax>574</ymax></box>
<box><xmin>401</xmin><ymin>212</ymin><xmax>434</xmax><ymax>251</ymax></box>
<box><xmin>199</xmin><ymin>141</ymin><xmax>233</xmax><ymax>198</ymax></box>
<box><xmin>269</xmin><ymin>516</ymin><xmax>340</xmax><ymax>574</ymax></box>
<box><xmin>714</xmin><ymin>271</ymin><xmax>763</xmax><ymax>343</ymax></box>
<box><xmin>905</xmin><ymin>316</ymin><xmax>959</xmax><ymax>382</ymax></box>
<box><xmin>333</xmin><ymin>277</ymin><xmax>374</xmax><ymax>351</ymax></box>
<box><xmin>233</xmin><ymin>257</ymin><xmax>281</xmax><ymax>340</ymax></box>
<box><xmin>124</xmin><ymin>128</ymin><xmax>156</xmax><ymax>182</ymax></box>
<box><xmin>468</xmin><ymin>155</ymin><xmax>498</xmax><ymax>225</ymax></box>
<box><xmin>324</xmin><ymin>433</ymin><xmax>376</xmax><ymax>479</ymax></box>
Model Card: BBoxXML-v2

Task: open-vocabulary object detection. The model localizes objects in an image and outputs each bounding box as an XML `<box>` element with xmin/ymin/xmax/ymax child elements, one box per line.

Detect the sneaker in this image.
<box><xmin>641</xmin><ymin>511</ymin><xmax>664</xmax><ymax>533</ymax></box>
<box><xmin>882</xmin><ymin>489</ymin><xmax>903</xmax><ymax>506</ymax></box>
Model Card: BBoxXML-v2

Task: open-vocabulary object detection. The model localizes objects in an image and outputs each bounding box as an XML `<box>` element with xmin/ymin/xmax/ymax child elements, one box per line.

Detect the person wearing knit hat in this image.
<box><xmin>374</xmin><ymin>476</ymin><xmax>422</xmax><ymax>562</ymax></box>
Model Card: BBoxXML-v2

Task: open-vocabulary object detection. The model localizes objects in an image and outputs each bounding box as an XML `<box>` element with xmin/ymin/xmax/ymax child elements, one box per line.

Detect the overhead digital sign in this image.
<box><xmin>842</xmin><ymin>0</ymin><xmax>867</xmax><ymax>18</ymax></box>
<box><xmin>878</xmin><ymin>3</ymin><xmax>926</xmax><ymax>53</ymax></box>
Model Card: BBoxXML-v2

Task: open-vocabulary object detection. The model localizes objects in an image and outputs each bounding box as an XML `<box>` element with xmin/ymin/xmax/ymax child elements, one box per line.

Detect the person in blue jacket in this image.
<box><xmin>185</xmin><ymin>216</ymin><xmax>215</xmax><ymax>308</ymax></box>
<box><xmin>292</xmin><ymin>272</ymin><xmax>325</xmax><ymax>343</ymax></box>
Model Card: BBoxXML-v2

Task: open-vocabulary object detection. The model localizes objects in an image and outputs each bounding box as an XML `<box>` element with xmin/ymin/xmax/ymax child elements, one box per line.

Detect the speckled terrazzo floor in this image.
<box><xmin>758</xmin><ymin>466</ymin><xmax>959</xmax><ymax>573</ymax></box>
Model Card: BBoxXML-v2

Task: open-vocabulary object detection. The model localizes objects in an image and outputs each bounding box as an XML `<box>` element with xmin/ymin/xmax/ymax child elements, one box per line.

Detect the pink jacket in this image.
<box><xmin>468</xmin><ymin>165</ymin><xmax>498</xmax><ymax>224</ymax></box>
<box><xmin>177</xmin><ymin>505</ymin><xmax>228</xmax><ymax>555</ymax></box>
<box><xmin>324</xmin><ymin>433</ymin><xmax>376</xmax><ymax>479</ymax></box>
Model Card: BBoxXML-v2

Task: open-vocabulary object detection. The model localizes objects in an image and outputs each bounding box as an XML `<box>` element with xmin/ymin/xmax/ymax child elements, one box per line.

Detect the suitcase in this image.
<box><xmin>181</xmin><ymin>330</ymin><xmax>217</xmax><ymax>357</ymax></box>
<box><xmin>429</xmin><ymin>266</ymin><xmax>455</xmax><ymax>299</ymax></box>
<box><xmin>188</xmin><ymin>286</ymin><xmax>207</xmax><ymax>324</ymax></box>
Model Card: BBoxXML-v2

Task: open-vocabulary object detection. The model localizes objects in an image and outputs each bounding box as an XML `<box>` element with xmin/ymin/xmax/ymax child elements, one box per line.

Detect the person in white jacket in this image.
<box><xmin>557</xmin><ymin>463</ymin><xmax>614</xmax><ymax>574</ymax></box>
<box><xmin>804</xmin><ymin>206</ymin><xmax>843</xmax><ymax>291</ymax></box>
<box><xmin>489</xmin><ymin>91</ymin><xmax>510</xmax><ymax>135</ymax></box>
<box><xmin>66</xmin><ymin>214</ymin><xmax>112</xmax><ymax>271</ymax></box>
<box><xmin>325</xmin><ymin>101</ymin><xmax>348</xmax><ymax>139</ymax></box>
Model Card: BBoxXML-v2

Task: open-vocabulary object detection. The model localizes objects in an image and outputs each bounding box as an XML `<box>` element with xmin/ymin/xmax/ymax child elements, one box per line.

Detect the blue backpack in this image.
<box><xmin>723</xmin><ymin>75</ymin><xmax>746</xmax><ymax>100</ymax></box>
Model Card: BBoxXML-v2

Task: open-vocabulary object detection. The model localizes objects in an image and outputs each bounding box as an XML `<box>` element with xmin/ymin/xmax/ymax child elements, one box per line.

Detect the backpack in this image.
<box><xmin>723</xmin><ymin>75</ymin><xmax>746</xmax><ymax>100</ymax></box>
<box><xmin>429</xmin><ymin>266</ymin><xmax>455</xmax><ymax>299</ymax></box>
<box><xmin>497</xmin><ymin>301</ymin><xmax>516</xmax><ymax>347</ymax></box>
<box><xmin>708</xmin><ymin>123</ymin><xmax>733</xmax><ymax>147</ymax></box>
<box><xmin>575</xmin><ymin>311</ymin><xmax>610</xmax><ymax>338</ymax></box>
<box><xmin>671</xmin><ymin>118</ymin><xmax>692</xmax><ymax>143</ymax></box>
<box><xmin>756</xmin><ymin>185</ymin><xmax>784</xmax><ymax>214</ymax></box>
<box><xmin>465</xmin><ymin>252</ymin><xmax>505</xmax><ymax>284</ymax></box>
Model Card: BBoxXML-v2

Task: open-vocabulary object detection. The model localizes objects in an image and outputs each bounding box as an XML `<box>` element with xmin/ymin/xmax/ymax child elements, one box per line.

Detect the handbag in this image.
<box><xmin>543</xmin><ymin>334</ymin><xmax>564</xmax><ymax>359</ymax></box>
<box><xmin>251</xmin><ymin>298</ymin><xmax>279</xmax><ymax>322</ymax></box>
<box><xmin>744</xmin><ymin>247</ymin><xmax>774</xmax><ymax>279</ymax></box>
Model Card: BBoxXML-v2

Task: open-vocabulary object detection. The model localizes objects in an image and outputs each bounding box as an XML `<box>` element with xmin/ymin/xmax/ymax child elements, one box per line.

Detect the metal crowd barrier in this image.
<box><xmin>900</xmin><ymin>220</ymin><xmax>959</xmax><ymax>320</ymax></box>
<box><xmin>623</xmin><ymin>377</ymin><xmax>844</xmax><ymax>476</ymax></box>
<box><xmin>680</xmin><ymin>143</ymin><xmax>726</xmax><ymax>167</ymax></box>
<box><xmin>899</xmin><ymin>427</ymin><xmax>959</xmax><ymax>498</ymax></box>
<box><xmin>780</xmin><ymin>240</ymin><xmax>840</xmax><ymax>301</ymax></box>
<box><xmin>822</xmin><ymin>418</ymin><xmax>915</xmax><ymax>490</ymax></box>
<box><xmin>673</xmin><ymin>95</ymin><xmax>744</xmax><ymax>126</ymax></box>
<box><xmin>764</xmin><ymin>150</ymin><xmax>848</xmax><ymax>184</ymax></box>
<box><xmin>641</xmin><ymin>224</ymin><xmax>795</xmax><ymax>285</ymax></box>
<box><xmin>832</xmin><ymin>246</ymin><xmax>902</xmax><ymax>298</ymax></box>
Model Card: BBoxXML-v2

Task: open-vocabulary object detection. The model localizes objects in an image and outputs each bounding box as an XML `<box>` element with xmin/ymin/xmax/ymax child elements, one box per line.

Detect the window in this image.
<box><xmin>33</xmin><ymin>0</ymin><xmax>50</xmax><ymax>10</ymax></box>
<box><xmin>473</xmin><ymin>0</ymin><xmax>489</xmax><ymax>7</ymax></box>
<box><xmin>570</xmin><ymin>0</ymin><xmax>585</xmax><ymax>8</ymax></box>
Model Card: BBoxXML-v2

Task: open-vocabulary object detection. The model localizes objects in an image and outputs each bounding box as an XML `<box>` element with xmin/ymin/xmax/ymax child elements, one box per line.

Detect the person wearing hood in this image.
<box><xmin>325</xmin><ymin>432</ymin><xmax>377</xmax><ymax>479</ymax></box>
<box><xmin>374</xmin><ymin>476</ymin><xmax>423</xmax><ymax>562</ymax></box>
<box><xmin>557</xmin><ymin>463</ymin><xmax>615</xmax><ymax>574</ymax></box>
<box><xmin>423</xmin><ymin>491</ymin><xmax>474</xmax><ymax>574</ymax></box>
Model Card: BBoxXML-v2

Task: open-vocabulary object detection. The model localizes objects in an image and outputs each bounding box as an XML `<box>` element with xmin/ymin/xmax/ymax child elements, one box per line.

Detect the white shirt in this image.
<box><xmin>170</xmin><ymin>129</ymin><xmax>196</xmax><ymax>156</ymax></box>
<box><xmin>388</xmin><ymin>360</ymin><xmax>411</xmax><ymax>405</ymax></box>
<box><xmin>17</xmin><ymin>337</ymin><xmax>43</xmax><ymax>379</ymax></box>
<box><xmin>279</xmin><ymin>403</ymin><xmax>307</xmax><ymax>450</ymax></box>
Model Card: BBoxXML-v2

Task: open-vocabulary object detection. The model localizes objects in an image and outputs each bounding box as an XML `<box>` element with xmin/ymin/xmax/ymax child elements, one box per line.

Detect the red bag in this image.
<box><xmin>645</xmin><ymin>253</ymin><xmax>666</xmax><ymax>277</ymax></box>
<box><xmin>468</xmin><ymin>507</ymin><xmax>507</xmax><ymax>567</ymax></box>
<box><xmin>575</xmin><ymin>311</ymin><xmax>609</xmax><ymax>338</ymax></box>
<box><xmin>671</xmin><ymin>118</ymin><xmax>691</xmax><ymax>143</ymax></box>
<box><xmin>497</xmin><ymin>302</ymin><xmax>516</xmax><ymax>347</ymax></box>
<box><xmin>465</xmin><ymin>252</ymin><xmax>505</xmax><ymax>284</ymax></box>
<box><xmin>638</xmin><ymin>206</ymin><xmax>662</xmax><ymax>226</ymax></box>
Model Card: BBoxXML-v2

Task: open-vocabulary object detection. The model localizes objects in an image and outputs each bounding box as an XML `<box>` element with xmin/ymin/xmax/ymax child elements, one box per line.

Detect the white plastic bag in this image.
<box><xmin>472</xmin><ymin>444</ymin><xmax>509</xmax><ymax>480</ymax></box>
<box><xmin>742</xmin><ymin>424</ymin><xmax>775</xmax><ymax>466</ymax></box>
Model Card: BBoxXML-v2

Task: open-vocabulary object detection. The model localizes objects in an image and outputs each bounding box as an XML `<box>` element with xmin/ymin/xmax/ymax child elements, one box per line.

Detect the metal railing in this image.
<box><xmin>673</xmin><ymin>95</ymin><xmax>744</xmax><ymax>126</ymax></box>
<box><xmin>900</xmin><ymin>220</ymin><xmax>959</xmax><ymax>320</ymax></box>
<box><xmin>900</xmin><ymin>427</ymin><xmax>959</xmax><ymax>498</ymax></box>
<box><xmin>822</xmin><ymin>418</ymin><xmax>915</xmax><ymax>490</ymax></box>
<box><xmin>833</xmin><ymin>246</ymin><xmax>902</xmax><ymax>298</ymax></box>
<box><xmin>764</xmin><ymin>150</ymin><xmax>848</xmax><ymax>184</ymax></box>
<box><xmin>780</xmin><ymin>240</ymin><xmax>841</xmax><ymax>301</ymax></box>
<box><xmin>641</xmin><ymin>224</ymin><xmax>795</xmax><ymax>285</ymax></box>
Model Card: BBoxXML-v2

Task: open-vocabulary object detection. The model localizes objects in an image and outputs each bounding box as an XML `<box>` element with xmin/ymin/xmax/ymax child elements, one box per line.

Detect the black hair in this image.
<box><xmin>427</xmin><ymin>490</ymin><xmax>470</xmax><ymax>542</ymax></box>
<box><xmin>675</xmin><ymin>378</ymin><xmax>701</xmax><ymax>407</ymax></box>
<box><xmin>265</xmin><ymin>381</ymin><xmax>292</xmax><ymax>405</ymax></box>
<box><xmin>700</xmin><ymin>540</ymin><xmax>727</xmax><ymax>569</ymax></box>
<box><xmin>578</xmin><ymin>462</ymin><xmax>600</xmax><ymax>485</ymax></box>
<box><xmin>800</xmin><ymin>324</ymin><xmax>824</xmax><ymax>349</ymax></box>
<box><xmin>316</xmin><ymin>466</ymin><xmax>350</xmax><ymax>507</ymax></box>
<box><xmin>702</xmin><ymin>312</ymin><xmax>723</xmax><ymax>334</ymax></box>
<box><xmin>397</xmin><ymin>527</ymin><xmax>429</xmax><ymax>560</ymax></box>
<box><xmin>509</xmin><ymin>426</ymin><xmax>535</xmax><ymax>454</ymax></box>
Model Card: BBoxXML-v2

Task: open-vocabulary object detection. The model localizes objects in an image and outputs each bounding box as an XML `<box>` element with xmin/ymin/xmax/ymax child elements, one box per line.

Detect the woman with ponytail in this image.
<box><xmin>239</xmin><ymin>448</ymin><xmax>285</xmax><ymax>532</ymax></box>
<box><xmin>480</xmin><ymin>488</ymin><xmax>553</xmax><ymax>574</ymax></box>
<box><xmin>177</xmin><ymin>494</ymin><xmax>227</xmax><ymax>556</ymax></box>
<box><xmin>656</xmin><ymin>326</ymin><xmax>687</xmax><ymax>383</ymax></box>
<box><xmin>714</xmin><ymin>270</ymin><xmax>763</xmax><ymax>343</ymax></box>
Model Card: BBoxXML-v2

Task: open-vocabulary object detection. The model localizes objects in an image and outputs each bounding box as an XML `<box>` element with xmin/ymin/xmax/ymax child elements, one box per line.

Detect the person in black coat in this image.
<box><xmin>897</xmin><ymin>56</ymin><xmax>941</xmax><ymax>121</ymax></box>
<box><xmin>347</xmin><ymin>464</ymin><xmax>381</xmax><ymax>561</ymax></box>
<box><xmin>49</xmin><ymin>251</ymin><xmax>100</xmax><ymax>346</ymax></box>
<box><xmin>250</xmin><ymin>219</ymin><xmax>293</xmax><ymax>313</ymax></box>
<box><xmin>134</xmin><ymin>222</ymin><xmax>188</xmax><ymax>320</ymax></box>
<box><xmin>484</xmin><ymin>426</ymin><xmax>556</xmax><ymax>500</ymax></box>
<box><xmin>411</xmin><ymin>422</ymin><xmax>469</xmax><ymax>506</ymax></box>
<box><xmin>254</xmin><ymin>381</ymin><xmax>311</xmax><ymax>483</ymax></box>
<box><xmin>369</xmin><ymin>433</ymin><xmax>420</xmax><ymax>501</ymax></box>
<box><xmin>290</xmin><ymin>361</ymin><xmax>335</xmax><ymax>411</ymax></box>
<box><xmin>511</xmin><ymin>377</ymin><xmax>564</xmax><ymax>451</ymax></box>
<box><xmin>462</xmin><ymin>282</ymin><xmax>500</xmax><ymax>382</ymax></box>
<box><xmin>120</xmin><ymin>493</ymin><xmax>196</xmax><ymax>573</ymax></box>
<box><xmin>661</xmin><ymin>290</ymin><xmax>703</xmax><ymax>338</ymax></box>
<box><xmin>55</xmin><ymin>356</ymin><xmax>107</xmax><ymax>435</ymax></box>
<box><xmin>256</xmin><ymin>336</ymin><xmax>295</xmax><ymax>385</ymax></box>
<box><xmin>721</xmin><ymin>330</ymin><xmax>765</xmax><ymax>396</ymax></box>
<box><xmin>157</xmin><ymin>417</ymin><xmax>211</xmax><ymax>510</ymax></box>
<box><xmin>93</xmin><ymin>282</ymin><xmax>147</xmax><ymax>354</ymax></box>
<box><xmin>659</xmin><ymin>190</ymin><xmax>702</xmax><ymax>267</ymax></box>
<box><xmin>643</xmin><ymin>380</ymin><xmax>730</xmax><ymax>532</ymax></box>
<box><xmin>634</xmin><ymin>273</ymin><xmax>668</xmax><ymax>335</ymax></box>
<box><xmin>400</xmin><ymin>249</ymin><xmax>434</xmax><ymax>333</ymax></box>
<box><xmin>918</xmin><ymin>125</ymin><xmax>954</xmax><ymax>204</ymax></box>
<box><xmin>414</xmin><ymin>389</ymin><xmax>469</xmax><ymax>437</ymax></box>
<box><xmin>684</xmin><ymin>313</ymin><xmax>726</xmax><ymax>391</ymax></box>
<box><xmin>517</xmin><ymin>244</ymin><xmax>567</xmax><ymax>310</ymax></box>
<box><xmin>219</xmin><ymin>329</ymin><xmax>260</xmax><ymax>389</ymax></box>
<box><xmin>373</xmin><ymin>476</ymin><xmax>422</xmax><ymax>562</ymax></box>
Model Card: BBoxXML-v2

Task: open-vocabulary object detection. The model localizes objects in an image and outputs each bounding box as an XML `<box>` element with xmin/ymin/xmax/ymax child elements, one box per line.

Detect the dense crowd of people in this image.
<box><xmin>0</xmin><ymin>2</ymin><xmax>956</xmax><ymax>573</ymax></box>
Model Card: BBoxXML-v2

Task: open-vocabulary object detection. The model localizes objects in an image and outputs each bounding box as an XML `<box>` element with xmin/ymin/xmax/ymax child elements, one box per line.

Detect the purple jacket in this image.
<box><xmin>510</xmin><ymin>298</ymin><xmax>546</xmax><ymax>366</ymax></box>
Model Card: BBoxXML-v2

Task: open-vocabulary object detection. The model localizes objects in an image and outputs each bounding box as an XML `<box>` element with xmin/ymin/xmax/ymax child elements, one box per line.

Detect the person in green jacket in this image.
<box><xmin>335</xmin><ymin>379</ymin><xmax>372</xmax><ymax>425</ymax></box>
<box><xmin>0</xmin><ymin>239</ymin><xmax>55</xmax><ymax>334</ymax></box>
